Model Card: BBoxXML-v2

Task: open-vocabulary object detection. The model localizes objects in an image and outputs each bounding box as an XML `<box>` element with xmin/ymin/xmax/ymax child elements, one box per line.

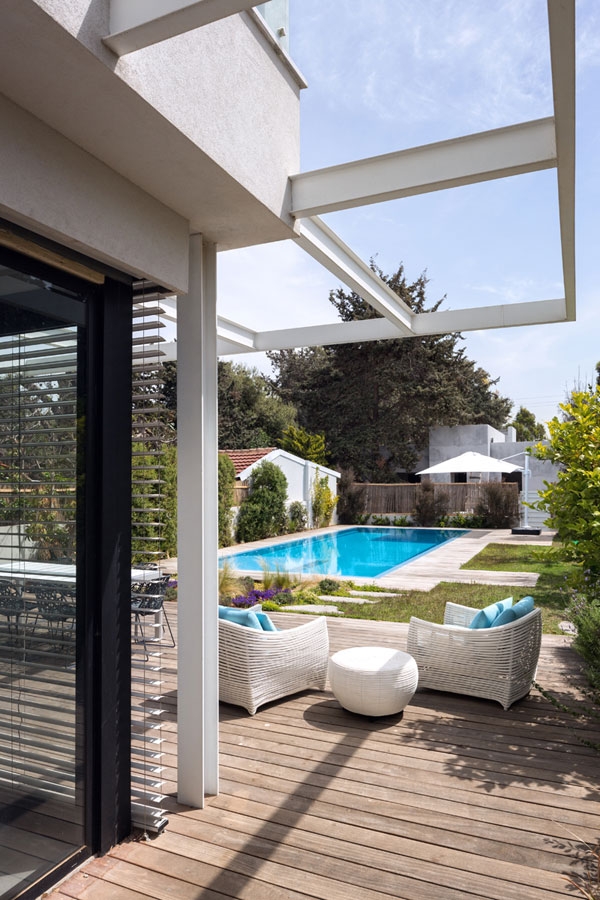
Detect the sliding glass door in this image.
<box><xmin>0</xmin><ymin>262</ymin><xmax>86</xmax><ymax>898</ymax></box>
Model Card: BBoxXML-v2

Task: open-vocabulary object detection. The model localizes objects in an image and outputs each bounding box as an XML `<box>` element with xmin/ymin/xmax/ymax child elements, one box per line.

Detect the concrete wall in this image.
<box><xmin>428</xmin><ymin>424</ymin><xmax>512</xmax><ymax>483</ymax></box>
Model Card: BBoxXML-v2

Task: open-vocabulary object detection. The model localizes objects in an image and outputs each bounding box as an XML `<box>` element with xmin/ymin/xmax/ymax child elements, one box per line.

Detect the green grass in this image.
<box><xmin>275</xmin><ymin>543</ymin><xmax>574</xmax><ymax>634</ymax></box>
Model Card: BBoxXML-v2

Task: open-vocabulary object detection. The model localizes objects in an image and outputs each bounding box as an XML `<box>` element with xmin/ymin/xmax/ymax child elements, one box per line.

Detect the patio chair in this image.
<box><xmin>131</xmin><ymin>575</ymin><xmax>175</xmax><ymax>658</ymax></box>
<box><xmin>0</xmin><ymin>580</ymin><xmax>26</xmax><ymax>637</ymax></box>
<box><xmin>407</xmin><ymin>601</ymin><xmax>542</xmax><ymax>709</ymax></box>
<box><xmin>219</xmin><ymin>614</ymin><xmax>329</xmax><ymax>715</ymax></box>
<box><xmin>29</xmin><ymin>582</ymin><xmax>77</xmax><ymax>658</ymax></box>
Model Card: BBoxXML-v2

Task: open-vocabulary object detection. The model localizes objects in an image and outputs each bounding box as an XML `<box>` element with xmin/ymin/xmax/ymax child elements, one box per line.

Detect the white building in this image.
<box><xmin>223</xmin><ymin>447</ymin><xmax>340</xmax><ymax>528</ymax></box>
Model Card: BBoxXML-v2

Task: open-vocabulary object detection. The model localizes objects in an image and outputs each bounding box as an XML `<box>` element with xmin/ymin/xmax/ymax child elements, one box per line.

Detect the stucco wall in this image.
<box><xmin>0</xmin><ymin>93</ymin><xmax>189</xmax><ymax>289</ymax></box>
<box><xmin>34</xmin><ymin>0</ymin><xmax>301</xmax><ymax>226</ymax></box>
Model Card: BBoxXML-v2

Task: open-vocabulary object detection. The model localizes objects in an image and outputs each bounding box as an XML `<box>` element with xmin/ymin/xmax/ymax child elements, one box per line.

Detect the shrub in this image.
<box><xmin>311</xmin><ymin>470</ymin><xmax>338</xmax><ymax>528</ymax></box>
<box><xmin>336</xmin><ymin>468</ymin><xmax>367</xmax><ymax>525</ymax></box>
<box><xmin>261</xmin><ymin>599</ymin><xmax>282</xmax><ymax>612</ymax></box>
<box><xmin>218</xmin><ymin>453</ymin><xmax>236</xmax><ymax>548</ymax></box>
<box><xmin>534</xmin><ymin>389</ymin><xmax>600</xmax><ymax>576</ymax></box>
<box><xmin>235</xmin><ymin>461</ymin><xmax>288</xmax><ymax>542</ymax></box>
<box><xmin>391</xmin><ymin>516</ymin><xmax>412</xmax><ymax>527</ymax></box>
<box><xmin>318</xmin><ymin>578</ymin><xmax>341</xmax><ymax>594</ymax></box>
<box><xmin>438</xmin><ymin>512</ymin><xmax>486</xmax><ymax>528</ymax></box>
<box><xmin>568</xmin><ymin>582</ymin><xmax>600</xmax><ymax>693</ymax></box>
<box><xmin>414</xmin><ymin>482</ymin><xmax>448</xmax><ymax>526</ymax></box>
<box><xmin>371</xmin><ymin>515</ymin><xmax>391</xmax><ymax>526</ymax></box>
<box><xmin>475</xmin><ymin>482</ymin><xmax>519</xmax><ymax>529</ymax></box>
<box><xmin>287</xmin><ymin>500</ymin><xmax>307</xmax><ymax>533</ymax></box>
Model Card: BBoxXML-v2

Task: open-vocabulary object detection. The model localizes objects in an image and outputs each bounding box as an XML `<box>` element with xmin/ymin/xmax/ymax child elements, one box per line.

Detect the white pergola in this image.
<box><xmin>103</xmin><ymin>0</ymin><xmax>575</xmax><ymax>809</ymax></box>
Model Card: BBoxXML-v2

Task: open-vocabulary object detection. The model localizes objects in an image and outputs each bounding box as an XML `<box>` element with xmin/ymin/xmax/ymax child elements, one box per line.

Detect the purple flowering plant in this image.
<box><xmin>231</xmin><ymin>588</ymin><xmax>291</xmax><ymax>608</ymax></box>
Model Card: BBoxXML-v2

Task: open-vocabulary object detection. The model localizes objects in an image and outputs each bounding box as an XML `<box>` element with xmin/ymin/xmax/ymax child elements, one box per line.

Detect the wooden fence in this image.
<box><xmin>233</xmin><ymin>484</ymin><xmax>249</xmax><ymax>506</ymax></box>
<box><xmin>359</xmin><ymin>482</ymin><xmax>519</xmax><ymax>515</ymax></box>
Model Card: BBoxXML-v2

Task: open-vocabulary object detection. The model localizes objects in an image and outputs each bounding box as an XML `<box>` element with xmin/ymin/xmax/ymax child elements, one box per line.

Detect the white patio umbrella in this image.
<box><xmin>417</xmin><ymin>450</ymin><xmax>523</xmax><ymax>475</ymax></box>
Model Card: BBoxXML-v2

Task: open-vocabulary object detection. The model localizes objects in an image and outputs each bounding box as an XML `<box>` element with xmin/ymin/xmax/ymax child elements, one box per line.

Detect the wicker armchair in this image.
<box><xmin>219</xmin><ymin>615</ymin><xmax>329</xmax><ymax>715</ymax></box>
<box><xmin>407</xmin><ymin>601</ymin><xmax>542</xmax><ymax>709</ymax></box>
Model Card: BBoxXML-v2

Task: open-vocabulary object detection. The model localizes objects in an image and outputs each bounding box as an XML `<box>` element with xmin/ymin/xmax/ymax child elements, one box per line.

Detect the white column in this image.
<box><xmin>177</xmin><ymin>234</ymin><xmax>219</xmax><ymax>805</ymax></box>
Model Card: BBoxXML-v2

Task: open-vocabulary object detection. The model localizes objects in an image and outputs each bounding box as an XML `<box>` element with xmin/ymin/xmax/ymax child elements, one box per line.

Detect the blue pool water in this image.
<box><xmin>220</xmin><ymin>527</ymin><xmax>468</xmax><ymax>579</ymax></box>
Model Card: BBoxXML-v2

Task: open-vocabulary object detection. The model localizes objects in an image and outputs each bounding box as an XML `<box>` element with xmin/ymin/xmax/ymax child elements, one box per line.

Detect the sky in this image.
<box><xmin>216</xmin><ymin>0</ymin><xmax>600</xmax><ymax>428</ymax></box>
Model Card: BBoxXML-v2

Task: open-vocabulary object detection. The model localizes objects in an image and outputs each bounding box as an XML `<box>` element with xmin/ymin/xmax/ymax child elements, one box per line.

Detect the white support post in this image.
<box><xmin>177</xmin><ymin>234</ymin><xmax>219</xmax><ymax>805</ymax></box>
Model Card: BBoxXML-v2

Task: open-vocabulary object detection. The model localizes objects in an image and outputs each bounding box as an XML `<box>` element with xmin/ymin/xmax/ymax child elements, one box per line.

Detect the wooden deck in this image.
<box><xmin>54</xmin><ymin>607</ymin><xmax>600</xmax><ymax>900</ymax></box>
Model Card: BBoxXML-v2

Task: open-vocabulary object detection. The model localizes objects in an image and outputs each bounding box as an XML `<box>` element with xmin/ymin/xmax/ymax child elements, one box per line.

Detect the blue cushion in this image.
<box><xmin>469</xmin><ymin>597</ymin><xmax>513</xmax><ymax>629</ymax></box>
<box><xmin>218</xmin><ymin>606</ymin><xmax>262</xmax><ymax>630</ymax></box>
<box><xmin>255</xmin><ymin>612</ymin><xmax>277</xmax><ymax>632</ymax></box>
<box><xmin>493</xmin><ymin>595</ymin><xmax>535</xmax><ymax>627</ymax></box>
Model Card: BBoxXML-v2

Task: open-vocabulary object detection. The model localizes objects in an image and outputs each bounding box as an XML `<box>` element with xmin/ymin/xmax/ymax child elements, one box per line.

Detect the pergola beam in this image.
<box><xmin>293</xmin><ymin>217</ymin><xmax>414</xmax><ymax>335</ymax></box>
<box><xmin>548</xmin><ymin>0</ymin><xmax>576</xmax><ymax>321</ymax></box>
<box><xmin>214</xmin><ymin>297</ymin><xmax>567</xmax><ymax>355</ymax></box>
<box><xmin>104</xmin><ymin>0</ymin><xmax>257</xmax><ymax>56</ymax></box>
<box><xmin>290</xmin><ymin>119</ymin><xmax>557</xmax><ymax>218</ymax></box>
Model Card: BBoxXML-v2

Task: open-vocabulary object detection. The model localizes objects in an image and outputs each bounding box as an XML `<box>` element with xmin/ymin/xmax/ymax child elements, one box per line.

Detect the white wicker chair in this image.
<box><xmin>219</xmin><ymin>615</ymin><xmax>329</xmax><ymax>715</ymax></box>
<box><xmin>407</xmin><ymin>601</ymin><xmax>542</xmax><ymax>709</ymax></box>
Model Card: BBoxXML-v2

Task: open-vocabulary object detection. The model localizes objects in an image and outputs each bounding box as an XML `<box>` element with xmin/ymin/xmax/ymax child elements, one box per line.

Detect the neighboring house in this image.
<box><xmin>422</xmin><ymin>424</ymin><xmax>559</xmax><ymax>530</ymax></box>
<box><xmin>0</xmin><ymin>4</ymin><xmax>574</xmax><ymax>899</ymax></box>
<box><xmin>222</xmin><ymin>447</ymin><xmax>340</xmax><ymax>527</ymax></box>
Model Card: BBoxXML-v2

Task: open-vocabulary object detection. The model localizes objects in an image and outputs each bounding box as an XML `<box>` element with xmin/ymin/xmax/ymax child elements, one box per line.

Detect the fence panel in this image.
<box><xmin>360</xmin><ymin>482</ymin><xmax>519</xmax><ymax>515</ymax></box>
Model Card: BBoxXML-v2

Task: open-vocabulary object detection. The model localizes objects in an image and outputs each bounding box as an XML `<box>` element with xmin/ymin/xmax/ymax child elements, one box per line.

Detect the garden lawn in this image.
<box><xmin>288</xmin><ymin>543</ymin><xmax>572</xmax><ymax>634</ymax></box>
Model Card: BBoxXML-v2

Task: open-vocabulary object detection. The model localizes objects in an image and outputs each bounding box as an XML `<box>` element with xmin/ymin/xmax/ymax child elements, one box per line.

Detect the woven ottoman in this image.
<box><xmin>328</xmin><ymin>646</ymin><xmax>418</xmax><ymax>716</ymax></box>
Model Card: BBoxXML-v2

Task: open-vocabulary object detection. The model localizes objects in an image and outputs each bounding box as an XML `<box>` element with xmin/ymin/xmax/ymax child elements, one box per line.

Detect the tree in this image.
<box><xmin>235</xmin><ymin>460</ymin><xmax>288</xmax><ymax>542</ymax></box>
<box><xmin>281</xmin><ymin>425</ymin><xmax>328</xmax><ymax>465</ymax></box>
<box><xmin>268</xmin><ymin>263</ymin><xmax>512</xmax><ymax>481</ymax></box>
<box><xmin>218</xmin><ymin>361</ymin><xmax>297</xmax><ymax>449</ymax></box>
<box><xmin>533</xmin><ymin>388</ymin><xmax>600</xmax><ymax>576</ymax></box>
<box><xmin>511</xmin><ymin>406</ymin><xmax>546</xmax><ymax>441</ymax></box>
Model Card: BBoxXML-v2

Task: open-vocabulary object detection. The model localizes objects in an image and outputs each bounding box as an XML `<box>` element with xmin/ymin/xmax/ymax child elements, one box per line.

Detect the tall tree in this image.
<box><xmin>511</xmin><ymin>406</ymin><xmax>546</xmax><ymax>441</ymax></box>
<box><xmin>269</xmin><ymin>263</ymin><xmax>512</xmax><ymax>480</ymax></box>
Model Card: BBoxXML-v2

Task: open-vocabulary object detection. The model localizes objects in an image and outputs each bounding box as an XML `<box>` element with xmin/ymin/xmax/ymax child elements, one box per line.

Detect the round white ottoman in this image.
<box><xmin>328</xmin><ymin>646</ymin><xmax>418</xmax><ymax>716</ymax></box>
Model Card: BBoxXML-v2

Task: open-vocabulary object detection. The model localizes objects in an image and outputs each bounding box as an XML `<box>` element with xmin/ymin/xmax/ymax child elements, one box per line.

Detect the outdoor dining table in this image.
<box><xmin>0</xmin><ymin>560</ymin><xmax>161</xmax><ymax>584</ymax></box>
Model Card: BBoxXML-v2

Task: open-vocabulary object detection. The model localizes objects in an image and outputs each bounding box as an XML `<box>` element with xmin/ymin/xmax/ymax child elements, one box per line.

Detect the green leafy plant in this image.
<box><xmin>318</xmin><ymin>578</ymin><xmax>341</xmax><ymax>594</ymax></box>
<box><xmin>370</xmin><ymin>515</ymin><xmax>391</xmax><ymax>526</ymax></box>
<box><xmin>287</xmin><ymin>500</ymin><xmax>307</xmax><ymax>533</ymax></box>
<box><xmin>534</xmin><ymin>389</ymin><xmax>600</xmax><ymax>576</ymax></box>
<box><xmin>235</xmin><ymin>461</ymin><xmax>288</xmax><ymax>543</ymax></box>
<box><xmin>311</xmin><ymin>469</ymin><xmax>338</xmax><ymax>528</ymax></box>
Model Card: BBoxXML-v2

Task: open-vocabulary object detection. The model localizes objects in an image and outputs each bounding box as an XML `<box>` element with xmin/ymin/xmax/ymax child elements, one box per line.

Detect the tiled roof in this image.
<box><xmin>220</xmin><ymin>448</ymin><xmax>275</xmax><ymax>477</ymax></box>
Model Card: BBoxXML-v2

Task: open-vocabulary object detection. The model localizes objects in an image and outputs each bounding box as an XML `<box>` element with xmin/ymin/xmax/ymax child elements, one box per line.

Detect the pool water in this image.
<box><xmin>220</xmin><ymin>527</ymin><xmax>468</xmax><ymax>579</ymax></box>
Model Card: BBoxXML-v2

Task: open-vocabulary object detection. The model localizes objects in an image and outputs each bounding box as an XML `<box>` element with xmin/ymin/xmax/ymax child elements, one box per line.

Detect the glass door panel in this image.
<box><xmin>0</xmin><ymin>266</ymin><xmax>84</xmax><ymax>899</ymax></box>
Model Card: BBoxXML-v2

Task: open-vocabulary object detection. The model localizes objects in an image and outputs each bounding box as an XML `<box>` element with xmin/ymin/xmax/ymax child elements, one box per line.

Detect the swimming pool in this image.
<box><xmin>220</xmin><ymin>527</ymin><xmax>468</xmax><ymax>579</ymax></box>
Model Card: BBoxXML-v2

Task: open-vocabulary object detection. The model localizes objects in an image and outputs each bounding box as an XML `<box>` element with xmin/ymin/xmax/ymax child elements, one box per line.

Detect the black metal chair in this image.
<box><xmin>29</xmin><ymin>582</ymin><xmax>77</xmax><ymax>658</ymax></box>
<box><xmin>131</xmin><ymin>575</ymin><xmax>175</xmax><ymax>659</ymax></box>
<box><xmin>0</xmin><ymin>580</ymin><xmax>26</xmax><ymax>638</ymax></box>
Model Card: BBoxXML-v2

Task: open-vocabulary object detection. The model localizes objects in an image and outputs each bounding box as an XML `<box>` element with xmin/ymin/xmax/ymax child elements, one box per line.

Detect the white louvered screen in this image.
<box><xmin>130</xmin><ymin>284</ymin><xmax>174</xmax><ymax>835</ymax></box>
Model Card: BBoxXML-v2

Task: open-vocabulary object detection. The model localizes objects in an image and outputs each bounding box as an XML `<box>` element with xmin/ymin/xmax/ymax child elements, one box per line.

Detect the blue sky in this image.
<box><xmin>217</xmin><ymin>0</ymin><xmax>599</xmax><ymax>427</ymax></box>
